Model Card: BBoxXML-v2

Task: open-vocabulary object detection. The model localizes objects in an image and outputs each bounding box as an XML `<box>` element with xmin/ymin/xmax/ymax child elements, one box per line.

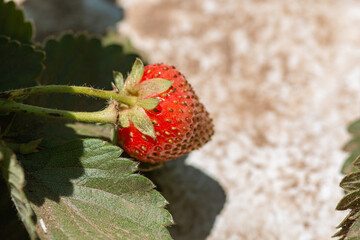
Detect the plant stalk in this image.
<box><xmin>0</xmin><ymin>99</ymin><xmax>118</xmax><ymax>124</ymax></box>
<box><xmin>0</xmin><ymin>85</ymin><xmax>137</xmax><ymax>107</ymax></box>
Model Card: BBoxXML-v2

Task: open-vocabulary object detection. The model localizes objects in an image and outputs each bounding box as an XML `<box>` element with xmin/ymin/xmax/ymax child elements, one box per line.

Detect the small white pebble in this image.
<box><xmin>40</xmin><ymin>218</ymin><xmax>47</xmax><ymax>233</ymax></box>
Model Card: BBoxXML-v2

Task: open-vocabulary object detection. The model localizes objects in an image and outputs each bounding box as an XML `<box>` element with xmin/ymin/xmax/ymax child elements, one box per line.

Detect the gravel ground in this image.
<box><xmin>16</xmin><ymin>0</ymin><xmax>360</xmax><ymax>239</ymax></box>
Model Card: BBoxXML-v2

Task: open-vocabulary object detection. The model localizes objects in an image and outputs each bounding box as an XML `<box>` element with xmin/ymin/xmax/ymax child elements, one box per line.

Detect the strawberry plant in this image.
<box><xmin>334</xmin><ymin>119</ymin><xmax>360</xmax><ymax>239</ymax></box>
<box><xmin>0</xmin><ymin>1</ymin><xmax>214</xmax><ymax>239</ymax></box>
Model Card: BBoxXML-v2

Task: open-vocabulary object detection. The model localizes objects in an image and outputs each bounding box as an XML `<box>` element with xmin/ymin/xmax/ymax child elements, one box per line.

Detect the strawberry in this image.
<box><xmin>115</xmin><ymin>59</ymin><xmax>214</xmax><ymax>163</ymax></box>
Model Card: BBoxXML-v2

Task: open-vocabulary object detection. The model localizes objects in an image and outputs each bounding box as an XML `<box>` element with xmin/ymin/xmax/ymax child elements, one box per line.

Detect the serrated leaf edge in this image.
<box><xmin>25</xmin><ymin>138</ymin><xmax>173</xmax><ymax>239</ymax></box>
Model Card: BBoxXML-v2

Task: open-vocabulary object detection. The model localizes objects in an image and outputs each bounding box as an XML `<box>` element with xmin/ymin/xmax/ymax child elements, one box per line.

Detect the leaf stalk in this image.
<box><xmin>0</xmin><ymin>99</ymin><xmax>119</xmax><ymax>124</ymax></box>
<box><xmin>0</xmin><ymin>85</ymin><xmax>137</xmax><ymax>107</ymax></box>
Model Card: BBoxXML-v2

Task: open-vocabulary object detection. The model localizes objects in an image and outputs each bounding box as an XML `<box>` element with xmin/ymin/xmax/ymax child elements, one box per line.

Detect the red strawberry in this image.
<box><xmin>116</xmin><ymin>59</ymin><xmax>214</xmax><ymax>163</ymax></box>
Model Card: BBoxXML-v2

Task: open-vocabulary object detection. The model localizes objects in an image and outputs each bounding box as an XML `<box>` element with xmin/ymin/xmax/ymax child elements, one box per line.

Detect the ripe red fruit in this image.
<box><xmin>117</xmin><ymin>61</ymin><xmax>214</xmax><ymax>163</ymax></box>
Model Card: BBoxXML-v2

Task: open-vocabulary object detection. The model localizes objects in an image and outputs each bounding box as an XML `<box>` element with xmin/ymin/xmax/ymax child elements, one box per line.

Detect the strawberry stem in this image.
<box><xmin>0</xmin><ymin>99</ymin><xmax>119</xmax><ymax>124</ymax></box>
<box><xmin>0</xmin><ymin>85</ymin><xmax>137</xmax><ymax>107</ymax></box>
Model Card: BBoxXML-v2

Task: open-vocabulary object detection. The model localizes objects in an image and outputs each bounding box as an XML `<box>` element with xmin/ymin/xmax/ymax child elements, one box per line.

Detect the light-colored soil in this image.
<box><xmin>118</xmin><ymin>0</ymin><xmax>360</xmax><ymax>239</ymax></box>
<box><xmin>17</xmin><ymin>0</ymin><xmax>360</xmax><ymax>239</ymax></box>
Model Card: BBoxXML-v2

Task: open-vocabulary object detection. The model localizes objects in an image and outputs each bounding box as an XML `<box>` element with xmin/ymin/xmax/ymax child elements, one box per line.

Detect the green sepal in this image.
<box><xmin>117</xmin><ymin>106</ymin><xmax>155</xmax><ymax>138</ymax></box>
<box><xmin>111</xmin><ymin>126</ymin><xmax>119</xmax><ymax>145</ymax></box>
<box><xmin>113</xmin><ymin>71</ymin><xmax>124</xmax><ymax>90</ymax></box>
<box><xmin>5</xmin><ymin>138</ymin><xmax>42</xmax><ymax>154</ymax></box>
<box><xmin>138</xmin><ymin>78</ymin><xmax>173</xmax><ymax>99</ymax></box>
<box><xmin>128</xmin><ymin>106</ymin><xmax>155</xmax><ymax>139</ymax></box>
<box><xmin>124</xmin><ymin>58</ymin><xmax>144</xmax><ymax>93</ymax></box>
<box><xmin>137</xmin><ymin>98</ymin><xmax>160</xmax><ymax>110</ymax></box>
<box><xmin>118</xmin><ymin>111</ymin><xmax>130</xmax><ymax>128</ymax></box>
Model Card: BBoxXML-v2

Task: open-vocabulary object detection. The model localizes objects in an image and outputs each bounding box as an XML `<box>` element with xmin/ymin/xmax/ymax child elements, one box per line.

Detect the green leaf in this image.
<box><xmin>0</xmin><ymin>0</ymin><xmax>33</xmax><ymax>43</ymax></box>
<box><xmin>0</xmin><ymin>34</ymin><xmax>45</xmax><ymax>133</ymax></box>
<box><xmin>349</xmin><ymin>120</ymin><xmax>360</xmax><ymax>135</ymax></box>
<box><xmin>32</xmin><ymin>33</ymin><xmax>140</xmax><ymax>111</ymax></box>
<box><xmin>342</xmin><ymin>149</ymin><xmax>360</xmax><ymax>175</ymax></box>
<box><xmin>22</xmin><ymin>138</ymin><xmax>173</xmax><ymax>239</ymax></box>
<box><xmin>6</xmin><ymin>113</ymin><xmax>114</xmax><ymax>148</ymax></box>
<box><xmin>64</xmin><ymin>122</ymin><xmax>110</xmax><ymax>136</ymax></box>
<box><xmin>344</xmin><ymin>136</ymin><xmax>360</xmax><ymax>152</ymax></box>
<box><xmin>341</xmin><ymin>118</ymin><xmax>360</xmax><ymax>176</ymax></box>
<box><xmin>353</xmin><ymin>155</ymin><xmax>360</xmax><ymax>169</ymax></box>
<box><xmin>350</xmin><ymin>211</ymin><xmax>360</xmax><ymax>221</ymax></box>
<box><xmin>128</xmin><ymin>106</ymin><xmax>155</xmax><ymax>139</ymax></box>
<box><xmin>143</xmin><ymin>157</ymin><xmax>226</xmax><ymax>240</ymax></box>
<box><xmin>138</xmin><ymin>78</ymin><xmax>173</xmax><ymax>99</ymax></box>
<box><xmin>336</xmin><ymin>190</ymin><xmax>360</xmax><ymax>211</ymax></box>
<box><xmin>137</xmin><ymin>98</ymin><xmax>160</xmax><ymax>110</ymax></box>
<box><xmin>340</xmin><ymin>172</ymin><xmax>360</xmax><ymax>192</ymax></box>
<box><xmin>335</xmin><ymin>166</ymin><xmax>360</xmax><ymax>239</ymax></box>
<box><xmin>347</xmin><ymin>218</ymin><xmax>360</xmax><ymax>240</ymax></box>
<box><xmin>334</xmin><ymin>210</ymin><xmax>358</xmax><ymax>237</ymax></box>
<box><xmin>342</xmin><ymin>118</ymin><xmax>360</xmax><ymax>177</ymax></box>
<box><xmin>0</xmin><ymin>141</ymin><xmax>37</xmax><ymax>239</ymax></box>
<box><xmin>0</xmin><ymin>175</ymin><xmax>30</xmax><ymax>239</ymax></box>
<box><xmin>0</xmin><ymin>36</ymin><xmax>44</xmax><ymax>92</ymax></box>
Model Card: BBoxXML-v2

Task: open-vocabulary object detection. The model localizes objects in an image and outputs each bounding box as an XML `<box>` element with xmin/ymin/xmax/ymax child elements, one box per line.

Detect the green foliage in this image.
<box><xmin>36</xmin><ymin>33</ymin><xmax>139</xmax><ymax>111</ymax></box>
<box><xmin>335</xmin><ymin>118</ymin><xmax>360</xmax><ymax>239</ymax></box>
<box><xmin>342</xmin><ymin>119</ymin><xmax>360</xmax><ymax>175</ymax></box>
<box><xmin>0</xmin><ymin>176</ymin><xmax>29</xmax><ymax>239</ymax></box>
<box><xmin>0</xmin><ymin>1</ymin><xmax>43</xmax><ymax>139</ymax></box>
<box><xmin>22</xmin><ymin>138</ymin><xmax>173</xmax><ymax>239</ymax></box>
<box><xmin>0</xmin><ymin>0</ymin><xmax>32</xmax><ymax>43</ymax></box>
<box><xmin>0</xmin><ymin>141</ymin><xmax>37</xmax><ymax>240</ymax></box>
<box><xmin>0</xmin><ymin>36</ymin><xmax>44</xmax><ymax>91</ymax></box>
<box><xmin>335</xmin><ymin>156</ymin><xmax>360</xmax><ymax>239</ymax></box>
<box><xmin>0</xmin><ymin>1</ymin><xmax>173</xmax><ymax>239</ymax></box>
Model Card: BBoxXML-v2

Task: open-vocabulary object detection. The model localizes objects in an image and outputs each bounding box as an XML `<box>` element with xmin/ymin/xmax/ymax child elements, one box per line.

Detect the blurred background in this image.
<box><xmin>12</xmin><ymin>0</ymin><xmax>360</xmax><ymax>239</ymax></box>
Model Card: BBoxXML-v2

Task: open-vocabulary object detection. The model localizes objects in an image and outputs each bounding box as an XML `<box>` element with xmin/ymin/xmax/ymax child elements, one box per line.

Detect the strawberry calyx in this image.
<box><xmin>114</xmin><ymin>58</ymin><xmax>173</xmax><ymax>139</ymax></box>
<box><xmin>117</xmin><ymin>105</ymin><xmax>156</xmax><ymax>139</ymax></box>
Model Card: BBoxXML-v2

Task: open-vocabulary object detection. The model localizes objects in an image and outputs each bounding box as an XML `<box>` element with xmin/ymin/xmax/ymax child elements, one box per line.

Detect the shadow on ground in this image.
<box><xmin>143</xmin><ymin>156</ymin><xmax>226</xmax><ymax>240</ymax></box>
<box><xmin>23</xmin><ymin>0</ymin><xmax>124</xmax><ymax>41</ymax></box>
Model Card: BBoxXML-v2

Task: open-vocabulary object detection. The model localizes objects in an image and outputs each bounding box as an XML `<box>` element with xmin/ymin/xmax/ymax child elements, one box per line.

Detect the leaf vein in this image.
<box><xmin>66</xmin><ymin>196</ymin><xmax>168</xmax><ymax>237</ymax></box>
<box><xmin>63</xmin><ymin>198</ymin><xmax>115</xmax><ymax>240</ymax></box>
